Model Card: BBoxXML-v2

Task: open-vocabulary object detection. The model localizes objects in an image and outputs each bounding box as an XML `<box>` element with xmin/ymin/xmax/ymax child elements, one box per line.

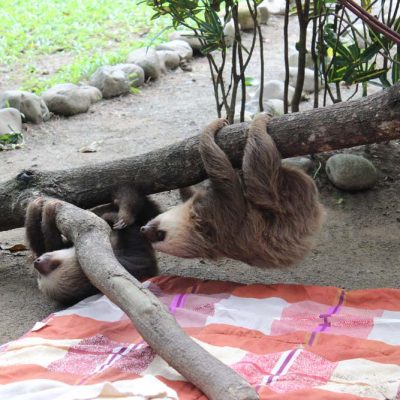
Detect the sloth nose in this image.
<box><xmin>140</xmin><ymin>224</ymin><xmax>165</xmax><ymax>242</ymax></box>
<box><xmin>34</xmin><ymin>255</ymin><xmax>53</xmax><ymax>276</ymax></box>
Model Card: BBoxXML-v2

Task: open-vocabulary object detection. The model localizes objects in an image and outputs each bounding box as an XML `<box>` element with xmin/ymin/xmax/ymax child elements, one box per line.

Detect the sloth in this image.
<box><xmin>25</xmin><ymin>186</ymin><xmax>161</xmax><ymax>304</ymax></box>
<box><xmin>141</xmin><ymin>114</ymin><xmax>325</xmax><ymax>268</ymax></box>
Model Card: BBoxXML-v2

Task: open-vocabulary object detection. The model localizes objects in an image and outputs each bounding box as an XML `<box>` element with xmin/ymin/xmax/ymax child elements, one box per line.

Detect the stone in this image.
<box><xmin>169</xmin><ymin>31</ymin><xmax>203</xmax><ymax>52</ymax></box>
<box><xmin>260</xmin><ymin>0</ymin><xmax>286</xmax><ymax>15</ymax></box>
<box><xmin>325</xmin><ymin>154</ymin><xmax>378</xmax><ymax>191</ymax></box>
<box><xmin>156</xmin><ymin>40</ymin><xmax>193</xmax><ymax>60</ymax></box>
<box><xmin>224</xmin><ymin>20</ymin><xmax>235</xmax><ymax>47</ymax></box>
<box><xmin>258</xmin><ymin>2</ymin><xmax>270</xmax><ymax>24</ymax></box>
<box><xmin>289</xmin><ymin>49</ymin><xmax>314</xmax><ymax>69</ymax></box>
<box><xmin>280</xmin><ymin>67</ymin><xmax>316</xmax><ymax>93</ymax></box>
<box><xmin>282</xmin><ymin>156</ymin><xmax>313</xmax><ymax>173</ymax></box>
<box><xmin>89</xmin><ymin>64</ymin><xmax>144</xmax><ymax>99</ymax></box>
<box><xmin>264</xmin><ymin>99</ymin><xmax>284</xmax><ymax>116</ymax></box>
<box><xmin>157</xmin><ymin>50</ymin><xmax>181</xmax><ymax>71</ymax></box>
<box><xmin>0</xmin><ymin>108</ymin><xmax>22</xmax><ymax>134</ymax></box>
<box><xmin>0</xmin><ymin>90</ymin><xmax>50</xmax><ymax>124</ymax></box>
<box><xmin>79</xmin><ymin>85</ymin><xmax>103</xmax><ymax>104</ymax></box>
<box><xmin>255</xmin><ymin>80</ymin><xmax>295</xmax><ymax>105</ymax></box>
<box><xmin>246</xmin><ymin>98</ymin><xmax>284</xmax><ymax>117</ymax></box>
<box><xmin>42</xmin><ymin>84</ymin><xmax>93</xmax><ymax>116</ymax></box>
<box><xmin>113</xmin><ymin>64</ymin><xmax>145</xmax><ymax>87</ymax></box>
<box><xmin>238</xmin><ymin>4</ymin><xmax>261</xmax><ymax>30</ymax></box>
<box><xmin>127</xmin><ymin>48</ymin><xmax>162</xmax><ymax>81</ymax></box>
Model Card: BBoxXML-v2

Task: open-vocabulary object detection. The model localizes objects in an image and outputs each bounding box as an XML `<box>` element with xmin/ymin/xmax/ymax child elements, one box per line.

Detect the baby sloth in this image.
<box><xmin>25</xmin><ymin>186</ymin><xmax>161</xmax><ymax>304</ymax></box>
<box><xmin>141</xmin><ymin>114</ymin><xmax>324</xmax><ymax>268</ymax></box>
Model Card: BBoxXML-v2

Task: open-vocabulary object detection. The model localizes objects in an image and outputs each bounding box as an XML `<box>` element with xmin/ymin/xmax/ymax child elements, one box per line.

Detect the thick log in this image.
<box><xmin>52</xmin><ymin>199</ymin><xmax>258</xmax><ymax>400</ymax></box>
<box><xmin>1</xmin><ymin>84</ymin><xmax>399</xmax><ymax>230</ymax></box>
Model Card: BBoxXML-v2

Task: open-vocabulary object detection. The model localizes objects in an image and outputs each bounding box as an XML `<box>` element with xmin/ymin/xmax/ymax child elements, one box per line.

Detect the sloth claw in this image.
<box><xmin>113</xmin><ymin>218</ymin><xmax>127</xmax><ymax>230</ymax></box>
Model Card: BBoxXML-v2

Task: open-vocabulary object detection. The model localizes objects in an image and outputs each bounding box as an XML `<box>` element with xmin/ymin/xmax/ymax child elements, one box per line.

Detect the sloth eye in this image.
<box><xmin>156</xmin><ymin>230</ymin><xmax>166</xmax><ymax>242</ymax></box>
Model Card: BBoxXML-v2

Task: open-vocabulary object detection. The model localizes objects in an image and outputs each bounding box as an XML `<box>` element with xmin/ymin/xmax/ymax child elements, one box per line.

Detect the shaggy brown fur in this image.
<box><xmin>141</xmin><ymin>114</ymin><xmax>324</xmax><ymax>268</ymax></box>
<box><xmin>25</xmin><ymin>186</ymin><xmax>161</xmax><ymax>304</ymax></box>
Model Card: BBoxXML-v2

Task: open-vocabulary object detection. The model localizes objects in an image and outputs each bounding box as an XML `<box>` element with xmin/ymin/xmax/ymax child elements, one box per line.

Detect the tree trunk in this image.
<box><xmin>51</xmin><ymin>199</ymin><xmax>258</xmax><ymax>400</ymax></box>
<box><xmin>1</xmin><ymin>84</ymin><xmax>399</xmax><ymax>231</ymax></box>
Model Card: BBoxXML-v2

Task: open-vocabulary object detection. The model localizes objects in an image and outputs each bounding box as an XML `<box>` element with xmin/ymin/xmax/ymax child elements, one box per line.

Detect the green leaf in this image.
<box><xmin>0</xmin><ymin>132</ymin><xmax>23</xmax><ymax>145</ymax></box>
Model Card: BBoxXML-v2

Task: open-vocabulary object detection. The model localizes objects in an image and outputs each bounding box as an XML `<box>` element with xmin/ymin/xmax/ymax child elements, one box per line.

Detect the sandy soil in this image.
<box><xmin>1</xmin><ymin>15</ymin><xmax>399</xmax><ymax>344</ymax></box>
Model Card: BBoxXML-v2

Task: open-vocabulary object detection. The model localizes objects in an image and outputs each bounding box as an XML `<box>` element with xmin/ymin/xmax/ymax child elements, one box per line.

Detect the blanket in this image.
<box><xmin>1</xmin><ymin>276</ymin><xmax>400</xmax><ymax>399</ymax></box>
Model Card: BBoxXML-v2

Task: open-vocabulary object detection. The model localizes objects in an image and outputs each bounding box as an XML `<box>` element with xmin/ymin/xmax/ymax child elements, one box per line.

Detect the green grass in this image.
<box><xmin>0</xmin><ymin>0</ymin><xmax>171</xmax><ymax>93</ymax></box>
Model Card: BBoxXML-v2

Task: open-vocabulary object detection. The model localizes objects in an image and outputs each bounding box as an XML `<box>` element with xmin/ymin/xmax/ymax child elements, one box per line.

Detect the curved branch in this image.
<box><xmin>52</xmin><ymin>199</ymin><xmax>258</xmax><ymax>400</ymax></box>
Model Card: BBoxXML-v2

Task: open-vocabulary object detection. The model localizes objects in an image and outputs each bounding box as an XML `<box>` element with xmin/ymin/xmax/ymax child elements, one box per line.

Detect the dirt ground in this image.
<box><xmin>1</xmin><ymin>15</ymin><xmax>400</xmax><ymax>345</ymax></box>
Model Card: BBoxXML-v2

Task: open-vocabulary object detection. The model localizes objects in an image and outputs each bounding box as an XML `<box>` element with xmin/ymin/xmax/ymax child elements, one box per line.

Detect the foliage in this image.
<box><xmin>0</xmin><ymin>132</ymin><xmax>24</xmax><ymax>151</ymax></box>
<box><xmin>146</xmin><ymin>0</ymin><xmax>265</xmax><ymax>122</ymax></box>
<box><xmin>0</xmin><ymin>0</ymin><xmax>171</xmax><ymax>93</ymax></box>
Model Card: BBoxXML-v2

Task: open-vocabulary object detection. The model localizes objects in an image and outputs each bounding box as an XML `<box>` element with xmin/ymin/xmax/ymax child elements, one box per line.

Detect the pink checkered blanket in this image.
<box><xmin>1</xmin><ymin>276</ymin><xmax>400</xmax><ymax>399</ymax></box>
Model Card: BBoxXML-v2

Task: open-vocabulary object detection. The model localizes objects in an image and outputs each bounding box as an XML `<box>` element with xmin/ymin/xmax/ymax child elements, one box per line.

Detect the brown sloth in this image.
<box><xmin>25</xmin><ymin>186</ymin><xmax>161</xmax><ymax>304</ymax></box>
<box><xmin>141</xmin><ymin>114</ymin><xmax>324</xmax><ymax>268</ymax></box>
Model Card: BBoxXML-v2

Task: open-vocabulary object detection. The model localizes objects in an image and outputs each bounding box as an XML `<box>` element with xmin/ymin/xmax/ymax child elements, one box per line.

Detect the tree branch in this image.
<box><xmin>1</xmin><ymin>84</ymin><xmax>399</xmax><ymax>231</ymax></box>
<box><xmin>51</xmin><ymin>199</ymin><xmax>258</xmax><ymax>400</ymax></box>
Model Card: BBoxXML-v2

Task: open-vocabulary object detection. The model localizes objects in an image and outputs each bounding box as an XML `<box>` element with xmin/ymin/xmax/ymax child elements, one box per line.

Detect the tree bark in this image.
<box><xmin>52</xmin><ymin>199</ymin><xmax>258</xmax><ymax>400</ymax></box>
<box><xmin>1</xmin><ymin>84</ymin><xmax>399</xmax><ymax>231</ymax></box>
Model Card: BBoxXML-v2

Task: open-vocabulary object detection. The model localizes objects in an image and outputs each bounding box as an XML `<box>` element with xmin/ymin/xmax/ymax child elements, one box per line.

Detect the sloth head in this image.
<box><xmin>140</xmin><ymin>191</ymin><xmax>213</xmax><ymax>259</ymax></box>
<box><xmin>34</xmin><ymin>247</ymin><xmax>95</xmax><ymax>304</ymax></box>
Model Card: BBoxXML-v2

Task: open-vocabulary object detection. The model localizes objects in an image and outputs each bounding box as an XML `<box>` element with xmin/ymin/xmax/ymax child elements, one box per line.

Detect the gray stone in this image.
<box><xmin>156</xmin><ymin>40</ymin><xmax>193</xmax><ymax>60</ymax></box>
<box><xmin>113</xmin><ymin>64</ymin><xmax>145</xmax><ymax>87</ymax></box>
<box><xmin>79</xmin><ymin>85</ymin><xmax>103</xmax><ymax>104</ymax></box>
<box><xmin>42</xmin><ymin>84</ymin><xmax>92</xmax><ymax>116</ymax></box>
<box><xmin>0</xmin><ymin>90</ymin><xmax>50</xmax><ymax>124</ymax></box>
<box><xmin>89</xmin><ymin>64</ymin><xmax>144</xmax><ymax>99</ymax></box>
<box><xmin>224</xmin><ymin>20</ymin><xmax>235</xmax><ymax>47</ymax></box>
<box><xmin>246</xmin><ymin>98</ymin><xmax>284</xmax><ymax>117</ymax></box>
<box><xmin>260</xmin><ymin>0</ymin><xmax>286</xmax><ymax>15</ymax></box>
<box><xmin>238</xmin><ymin>4</ymin><xmax>261</xmax><ymax>30</ymax></box>
<box><xmin>326</xmin><ymin>154</ymin><xmax>378</xmax><ymax>191</ymax></box>
<box><xmin>283</xmin><ymin>156</ymin><xmax>313</xmax><ymax>173</ymax></box>
<box><xmin>289</xmin><ymin>49</ymin><xmax>314</xmax><ymax>69</ymax></box>
<box><xmin>0</xmin><ymin>108</ymin><xmax>22</xmax><ymax>134</ymax></box>
<box><xmin>255</xmin><ymin>80</ymin><xmax>295</xmax><ymax>105</ymax></box>
<box><xmin>169</xmin><ymin>31</ymin><xmax>202</xmax><ymax>52</ymax></box>
<box><xmin>127</xmin><ymin>48</ymin><xmax>162</xmax><ymax>81</ymax></box>
<box><xmin>157</xmin><ymin>50</ymin><xmax>181</xmax><ymax>72</ymax></box>
<box><xmin>280</xmin><ymin>67</ymin><xmax>316</xmax><ymax>93</ymax></box>
<box><xmin>258</xmin><ymin>2</ymin><xmax>270</xmax><ymax>23</ymax></box>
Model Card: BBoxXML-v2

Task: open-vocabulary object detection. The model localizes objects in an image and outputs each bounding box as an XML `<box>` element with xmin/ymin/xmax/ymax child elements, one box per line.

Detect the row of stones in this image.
<box><xmin>0</xmin><ymin>38</ymin><xmax>196</xmax><ymax>128</ymax></box>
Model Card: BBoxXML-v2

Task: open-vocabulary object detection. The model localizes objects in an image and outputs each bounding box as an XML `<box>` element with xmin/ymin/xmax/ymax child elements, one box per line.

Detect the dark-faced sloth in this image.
<box><xmin>25</xmin><ymin>186</ymin><xmax>161</xmax><ymax>304</ymax></box>
<box><xmin>141</xmin><ymin>114</ymin><xmax>325</xmax><ymax>268</ymax></box>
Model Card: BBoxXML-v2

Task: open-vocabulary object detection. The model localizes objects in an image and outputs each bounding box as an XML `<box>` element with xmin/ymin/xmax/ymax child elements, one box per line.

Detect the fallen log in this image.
<box><xmin>52</xmin><ymin>199</ymin><xmax>258</xmax><ymax>400</ymax></box>
<box><xmin>1</xmin><ymin>84</ymin><xmax>399</xmax><ymax>230</ymax></box>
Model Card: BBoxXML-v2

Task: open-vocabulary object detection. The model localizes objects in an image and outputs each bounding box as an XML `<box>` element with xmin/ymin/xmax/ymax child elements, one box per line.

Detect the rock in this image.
<box><xmin>127</xmin><ymin>48</ymin><xmax>162</xmax><ymax>81</ymax></box>
<box><xmin>224</xmin><ymin>20</ymin><xmax>235</xmax><ymax>47</ymax></box>
<box><xmin>238</xmin><ymin>4</ymin><xmax>261</xmax><ymax>30</ymax></box>
<box><xmin>289</xmin><ymin>49</ymin><xmax>314</xmax><ymax>69</ymax></box>
<box><xmin>326</xmin><ymin>154</ymin><xmax>378</xmax><ymax>191</ymax></box>
<box><xmin>261</xmin><ymin>0</ymin><xmax>286</xmax><ymax>15</ymax></box>
<box><xmin>0</xmin><ymin>108</ymin><xmax>22</xmax><ymax>134</ymax></box>
<box><xmin>282</xmin><ymin>156</ymin><xmax>313</xmax><ymax>173</ymax></box>
<box><xmin>90</xmin><ymin>64</ymin><xmax>144</xmax><ymax>99</ymax></box>
<box><xmin>79</xmin><ymin>85</ymin><xmax>102</xmax><ymax>104</ymax></box>
<box><xmin>264</xmin><ymin>99</ymin><xmax>284</xmax><ymax>116</ymax></box>
<box><xmin>169</xmin><ymin>31</ymin><xmax>202</xmax><ymax>52</ymax></box>
<box><xmin>113</xmin><ymin>64</ymin><xmax>145</xmax><ymax>87</ymax></box>
<box><xmin>0</xmin><ymin>90</ymin><xmax>50</xmax><ymax>124</ymax></box>
<box><xmin>280</xmin><ymin>67</ymin><xmax>316</xmax><ymax>93</ymax></box>
<box><xmin>234</xmin><ymin>110</ymin><xmax>253</xmax><ymax>123</ymax></box>
<box><xmin>258</xmin><ymin>2</ymin><xmax>270</xmax><ymax>24</ymax></box>
<box><xmin>156</xmin><ymin>40</ymin><xmax>193</xmax><ymax>60</ymax></box>
<box><xmin>157</xmin><ymin>50</ymin><xmax>181</xmax><ymax>71</ymax></box>
<box><xmin>255</xmin><ymin>80</ymin><xmax>295</xmax><ymax>105</ymax></box>
<box><xmin>246</xmin><ymin>98</ymin><xmax>284</xmax><ymax>117</ymax></box>
<box><xmin>42</xmin><ymin>84</ymin><xmax>93</xmax><ymax>116</ymax></box>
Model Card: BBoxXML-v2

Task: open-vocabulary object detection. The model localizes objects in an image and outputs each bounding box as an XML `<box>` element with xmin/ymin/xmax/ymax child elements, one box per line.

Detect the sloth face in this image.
<box><xmin>141</xmin><ymin>198</ymin><xmax>206</xmax><ymax>258</ymax></box>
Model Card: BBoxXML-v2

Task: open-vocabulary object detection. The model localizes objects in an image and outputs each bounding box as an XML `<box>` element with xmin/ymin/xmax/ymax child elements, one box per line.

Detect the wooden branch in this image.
<box><xmin>53</xmin><ymin>199</ymin><xmax>258</xmax><ymax>400</ymax></box>
<box><xmin>1</xmin><ymin>84</ymin><xmax>399</xmax><ymax>230</ymax></box>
